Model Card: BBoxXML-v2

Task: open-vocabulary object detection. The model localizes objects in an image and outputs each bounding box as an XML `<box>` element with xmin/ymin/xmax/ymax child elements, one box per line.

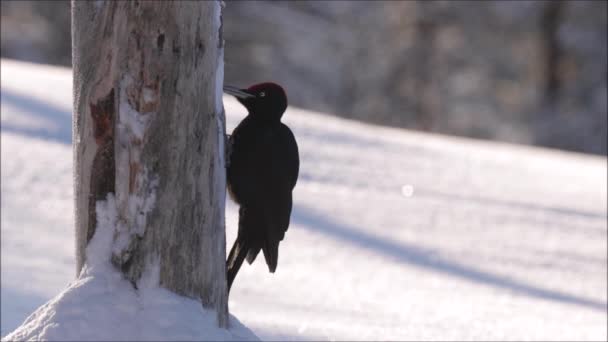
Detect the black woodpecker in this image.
<box><xmin>223</xmin><ymin>82</ymin><xmax>299</xmax><ymax>295</ymax></box>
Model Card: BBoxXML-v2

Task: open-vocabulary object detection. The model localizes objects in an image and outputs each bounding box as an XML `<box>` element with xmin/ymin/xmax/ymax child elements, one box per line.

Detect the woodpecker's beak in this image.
<box><xmin>223</xmin><ymin>85</ymin><xmax>255</xmax><ymax>99</ymax></box>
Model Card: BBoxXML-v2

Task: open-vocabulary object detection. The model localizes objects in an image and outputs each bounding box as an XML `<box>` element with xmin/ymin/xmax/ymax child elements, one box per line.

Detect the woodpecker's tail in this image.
<box><xmin>262</xmin><ymin>238</ymin><xmax>279</xmax><ymax>273</ymax></box>
<box><xmin>226</xmin><ymin>237</ymin><xmax>248</xmax><ymax>295</ymax></box>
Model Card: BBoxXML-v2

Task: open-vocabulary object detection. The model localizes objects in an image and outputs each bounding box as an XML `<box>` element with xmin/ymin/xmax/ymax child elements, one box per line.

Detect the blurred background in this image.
<box><xmin>1</xmin><ymin>0</ymin><xmax>606</xmax><ymax>155</ymax></box>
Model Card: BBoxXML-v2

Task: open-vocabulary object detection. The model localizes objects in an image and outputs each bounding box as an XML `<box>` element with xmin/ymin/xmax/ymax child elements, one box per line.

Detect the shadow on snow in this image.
<box><xmin>1</xmin><ymin>89</ymin><xmax>72</xmax><ymax>144</ymax></box>
<box><xmin>292</xmin><ymin>205</ymin><xmax>607</xmax><ymax>313</ymax></box>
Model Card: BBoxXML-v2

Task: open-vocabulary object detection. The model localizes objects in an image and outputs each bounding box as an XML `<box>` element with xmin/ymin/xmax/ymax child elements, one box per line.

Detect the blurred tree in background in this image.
<box><xmin>1</xmin><ymin>0</ymin><xmax>71</xmax><ymax>66</ymax></box>
<box><xmin>1</xmin><ymin>0</ymin><xmax>606</xmax><ymax>155</ymax></box>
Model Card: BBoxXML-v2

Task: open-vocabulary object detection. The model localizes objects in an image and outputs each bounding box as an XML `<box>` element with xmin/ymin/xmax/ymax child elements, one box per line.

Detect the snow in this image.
<box><xmin>113</xmin><ymin>75</ymin><xmax>159</xmax><ymax>263</ymax></box>
<box><xmin>118</xmin><ymin>76</ymin><xmax>153</xmax><ymax>141</ymax></box>
<box><xmin>2</xmin><ymin>194</ymin><xmax>256</xmax><ymax>341</ymax></box>
<box><xmin>2</xmin><ymin>58</ymin><xmax>607</xmax><ymax>340</ymax></box>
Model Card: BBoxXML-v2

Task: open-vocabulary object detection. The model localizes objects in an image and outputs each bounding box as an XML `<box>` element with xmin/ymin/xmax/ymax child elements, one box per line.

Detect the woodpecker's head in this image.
<box><xmin>224</xmin><ymin>82</ymin><xmax>287</xmax><ymax>121</ymax></box>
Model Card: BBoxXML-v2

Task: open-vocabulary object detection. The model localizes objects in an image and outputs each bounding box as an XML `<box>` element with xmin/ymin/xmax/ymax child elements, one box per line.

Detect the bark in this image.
<box><xmin>72</xmin><ymin>0</ymin><xmax>227</xmax><ymax>326</ymax></box>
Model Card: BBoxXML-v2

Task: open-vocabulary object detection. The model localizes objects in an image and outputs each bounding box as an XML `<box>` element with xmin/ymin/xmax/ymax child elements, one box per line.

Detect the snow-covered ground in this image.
<box><xmin>2</xmin><ymin>59</ymin><xmax>607</xmax><ymax>340</ymax></box>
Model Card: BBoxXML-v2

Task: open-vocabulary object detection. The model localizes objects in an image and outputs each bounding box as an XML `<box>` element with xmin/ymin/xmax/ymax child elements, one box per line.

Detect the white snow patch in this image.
<box><xmin>118</xmin><ymin>76</ymin><xmax>153</xmax><ymax>141</ymax></box>
<box><xmin>142</xmin><ymin>87</ymin><xmax>156</xmax><ymax>106</ymax></box>
<box><xmin>86</xmin><ymin>195</ymin><xmax>119</xmax><ymax>272</ymax></box>
<box><xmin>401</xmin><ymin>184</ymin><xmax>415</xmax><ymax>197</ymax></box>
<box><xmin>2</xmin><ymin>264</ymin><xmax>257</xmax><ymax>341</ymax></box>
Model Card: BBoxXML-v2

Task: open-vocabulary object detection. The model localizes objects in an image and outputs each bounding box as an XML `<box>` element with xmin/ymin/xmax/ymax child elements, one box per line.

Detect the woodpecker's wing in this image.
<box><xmin>267</xmin><ymin>123</ymin><xmax>299</xmax><ymax>233</ymax></box>
<box><xmin>228</xmin><ymin>118</ymin><xmax>299</xmax><ymax>205</ymax></box>
<box><xmin>227</xmin><ymin>117</ymin><xmax>299</xmax><ymax>273</ymax></box>
<box><xmin>278</xmin><ymin>123</ymin><xmax>300</xmax><ymax>191</ymax></box>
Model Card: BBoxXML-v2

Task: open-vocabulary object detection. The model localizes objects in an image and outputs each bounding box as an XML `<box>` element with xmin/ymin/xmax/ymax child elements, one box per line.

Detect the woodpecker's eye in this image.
<box><xmin>259</xmin><ymin>91</ymin><xmax>266</xmax><ymax>97</ymax></box>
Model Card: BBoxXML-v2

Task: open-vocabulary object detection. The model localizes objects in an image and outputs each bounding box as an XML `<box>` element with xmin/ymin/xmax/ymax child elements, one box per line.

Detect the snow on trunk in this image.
<box><xmin>72</xmin><ymin>0</ymin><xmax>228</xmax><ymax>326</ymax></box>
<box><xmin>2</xmin><ymin>196</ymin><xmax>257</xmax><ymax>341</ymax></box>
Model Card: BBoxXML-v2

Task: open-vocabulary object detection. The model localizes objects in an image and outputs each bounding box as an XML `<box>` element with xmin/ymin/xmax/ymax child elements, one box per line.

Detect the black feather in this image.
<box><xmin>224</xmin><ymin>82</ymin><xmax>299</xmax><ymax>295</ymax></box>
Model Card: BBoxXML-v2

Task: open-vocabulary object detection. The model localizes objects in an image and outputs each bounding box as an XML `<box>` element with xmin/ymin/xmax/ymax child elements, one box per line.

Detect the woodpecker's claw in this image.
<box><xmin>223</xmin><ymin>85</ymin><xmax>255</xmax><ymax>99</ymax></box>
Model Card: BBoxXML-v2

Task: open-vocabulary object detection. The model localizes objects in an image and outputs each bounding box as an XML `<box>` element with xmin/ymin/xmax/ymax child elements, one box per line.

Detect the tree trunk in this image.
<box><xmin>72</xmin><ymin>0</ymin><xmax>227</xmax><ymax>326</ymax></box>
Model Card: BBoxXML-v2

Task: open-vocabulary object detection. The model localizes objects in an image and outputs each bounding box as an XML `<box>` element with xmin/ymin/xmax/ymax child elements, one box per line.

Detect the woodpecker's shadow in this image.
<box><xmin>1</xmin><ymin>89</ymin><xmax>72</xmax><ymax>144</ymax></box>
<box><xmin>291</xmin><ymin>205</ymin><xmax>607</xmax><ymax>313</ymax></box>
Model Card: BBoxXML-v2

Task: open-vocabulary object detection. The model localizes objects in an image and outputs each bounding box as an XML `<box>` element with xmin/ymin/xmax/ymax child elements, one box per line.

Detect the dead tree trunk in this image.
<box><xmin>72</xmin><ymin>0</ymin><xmax>227</xmax><ymax>326</ymax></box>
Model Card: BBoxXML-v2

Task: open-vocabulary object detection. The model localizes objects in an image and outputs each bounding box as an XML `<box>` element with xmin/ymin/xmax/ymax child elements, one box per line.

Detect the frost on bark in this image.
<box><xmin>72</xmin><ymin>0</ymin><xmax>227</xmax><ymax>326</ymax></box>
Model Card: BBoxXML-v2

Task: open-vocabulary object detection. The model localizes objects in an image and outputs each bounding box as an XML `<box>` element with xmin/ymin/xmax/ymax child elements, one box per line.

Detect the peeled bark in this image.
<box><xmin>72</xmin><ymin>0</ymin><xmax>227</xmax><ymax>326</ymax></box>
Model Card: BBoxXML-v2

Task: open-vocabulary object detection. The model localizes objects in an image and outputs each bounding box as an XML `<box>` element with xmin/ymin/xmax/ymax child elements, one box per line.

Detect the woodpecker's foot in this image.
<box><xmin>225</xmin><ymin>134</ymin><xmax>232</xmax><ymax>168</ymax></box>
